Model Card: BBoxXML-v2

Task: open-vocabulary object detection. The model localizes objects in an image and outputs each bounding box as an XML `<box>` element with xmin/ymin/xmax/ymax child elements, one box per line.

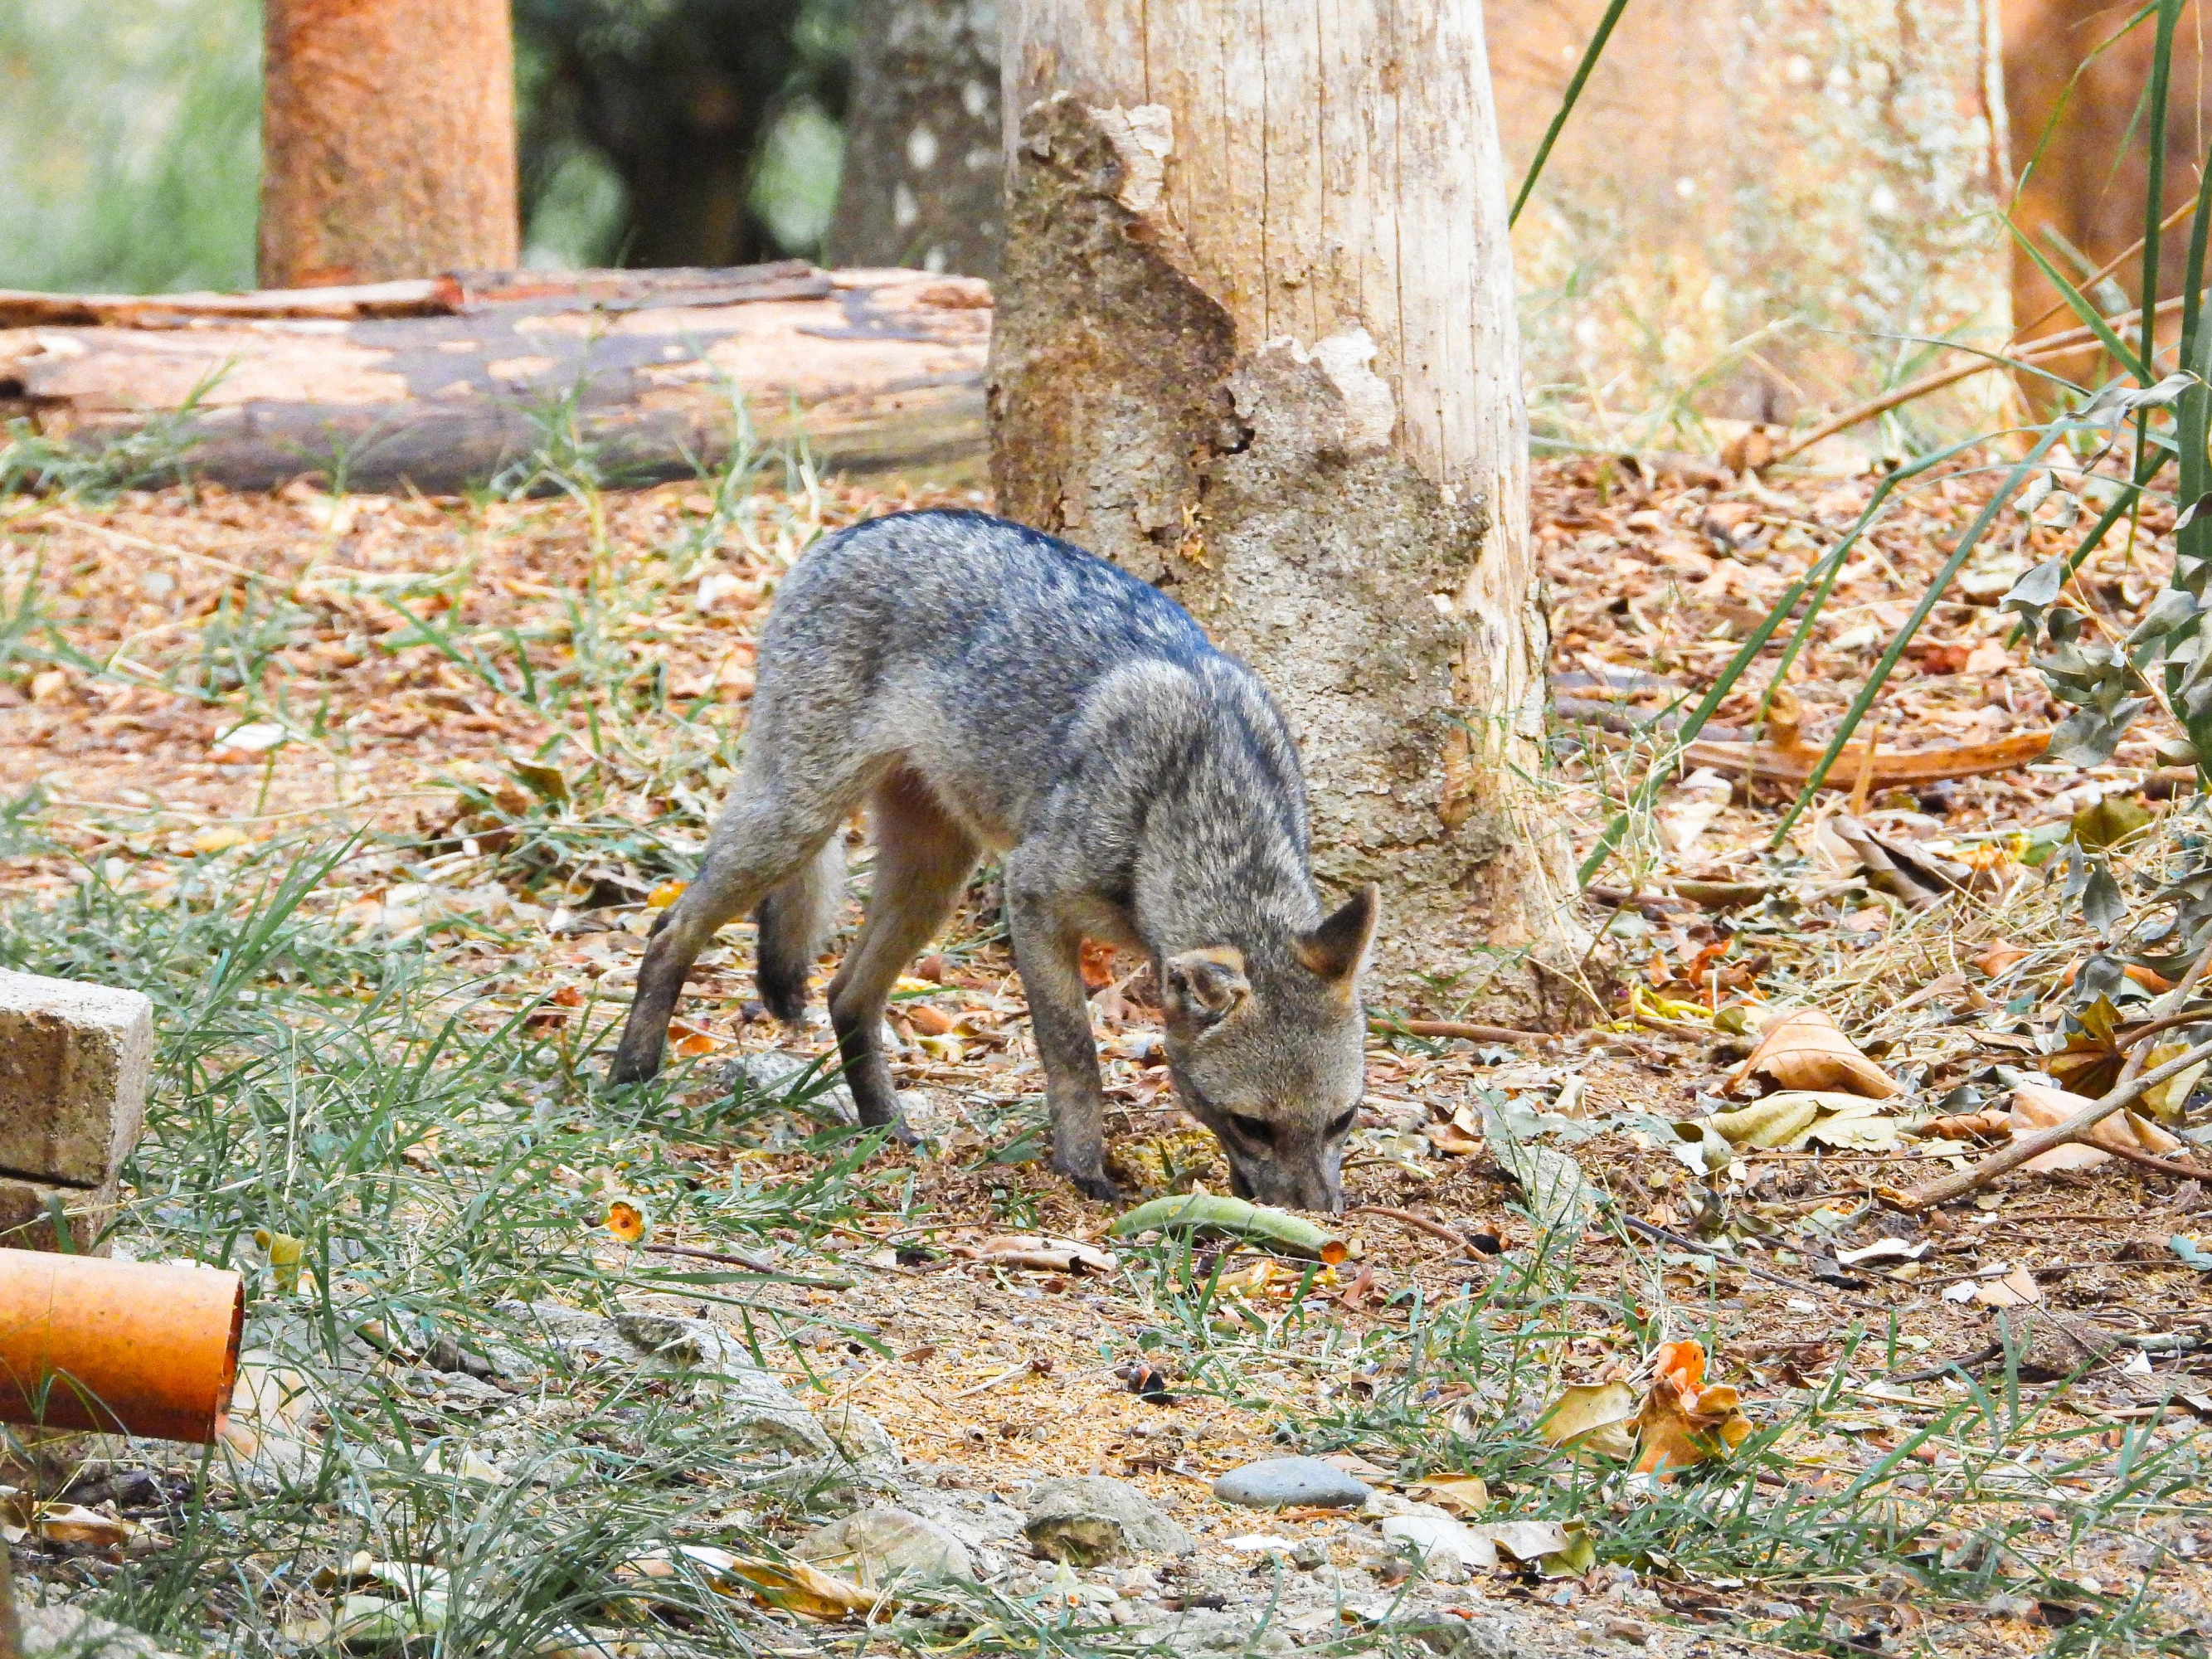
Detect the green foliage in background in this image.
<box><xmin>0</xmin><ymin>0</ymin><xmax>853</xmax><ymax>294</ymax></box>
<box><xmin>0</xmin><ymin>0</ymin><xmax>263</xmax><ymax>293</ymax></box>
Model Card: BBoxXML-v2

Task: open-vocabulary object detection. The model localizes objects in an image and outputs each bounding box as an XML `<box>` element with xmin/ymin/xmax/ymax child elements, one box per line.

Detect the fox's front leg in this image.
<box><xmin>1004</xmin><ymin>880</ymin><xmax>1118</xmax><ymax>1203</ymax></box>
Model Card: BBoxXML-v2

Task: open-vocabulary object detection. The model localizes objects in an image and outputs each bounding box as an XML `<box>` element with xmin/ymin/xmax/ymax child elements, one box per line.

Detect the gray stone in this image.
<box><xmin>0</xmin><ymin>969</ymin><xmax>153</xmax><ymax>1190</ymax></box>
<box><xmin>798</xmin><ymin>1506</ymin><xmax>975</xmax><ymax>1586</ymax></box>
<box><xmin>17</xmin><ymin>1603</ymin><xmax>175</xmax><ymax>1659</ymax></box>
<box><xmin>1023</xmin><ymin>1475</ymin><xmax>1194</xmax><ymax>1565</ymax></box>
<box><xmin>615</xmin><ymin>1310</ymin><xmax>899</xmax><ymax>1495</ymax></box>
<box><xmin>1210</xmin><ymin>1456</ymin><xmax>1370</xmax><ymax>1511</ymax></box>
<box><xmin>1409</xmin><ymin>1620</ymin><xmax>1517</xmax><ymax>1659</ymax></box>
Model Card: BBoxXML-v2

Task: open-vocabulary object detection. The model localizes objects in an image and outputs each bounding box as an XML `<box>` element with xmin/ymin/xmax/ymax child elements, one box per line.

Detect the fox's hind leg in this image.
<box><xmin>825</xmin><ymin>769</ymin><xmax>980</xmax><ymax>1141</ymax></box>
<box><xmin>608</xmin><ymin>780</ymin><xmax>852</xmax><ymax>1086</ymax></box>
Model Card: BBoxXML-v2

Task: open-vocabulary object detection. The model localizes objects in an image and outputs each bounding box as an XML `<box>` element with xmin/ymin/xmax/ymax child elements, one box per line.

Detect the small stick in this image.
<box><xmin>1886</xmin><ymin>1036</ymin><xmax>2212</xmax><ymax>1212</ymax></box>
<box><xmin>641</xmin><ymin>1242</ymin><xmax>854</xmax><ymax>1289</ymax></box>
<box><xmin>1618</xmin><ymin>1214</ymin><xmax>1880</xmax><ymax>1310</ymax></box>
<box><xmin>1369</xmin><ymin>1017</ymin><xmax>1551</xmax><ymax>1045</ymax></box>
<box><xmin>2090</xmin><ymin>1138</ymin><xmax>2212</xmax><ymax>1182</ymax></box>
<box><xmin>1348</xmin><ymin>1205</ymin><xmax>1485</xmax><ymax>1253</ymax></box>
<box><xmin>952</xmin><ymin>1357</ymin><xmax>1049</xmax><ymax>1399</ymax></box>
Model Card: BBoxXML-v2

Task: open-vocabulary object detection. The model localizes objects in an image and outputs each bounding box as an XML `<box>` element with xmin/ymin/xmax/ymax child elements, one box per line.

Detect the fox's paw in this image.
<box><xmin>1055</xmin><ymin>1161</ymin><xmax>1123</xmax><ymax>1204</ymax></box>
<box><xmin>604</xmin><ymin>1046</ymin><xmax>663</xmax><ymax>1089</ymax></box>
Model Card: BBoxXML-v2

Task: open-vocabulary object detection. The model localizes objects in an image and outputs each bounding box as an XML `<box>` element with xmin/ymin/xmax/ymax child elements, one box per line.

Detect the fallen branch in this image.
<box><xmin>1767</xmin><ymin>313</ymin><xmax>2161</xmax><ymax>465</ymax></box>
<box><xmin>1682</xmin><ymin>728</ymin><xmax>2050</xmax><ymax>788</ymax></box>
<box><xmin>640</xmin><ymin>1241</ymin><xmax>853</xmax><ymax>1289</ymax></box>
<box><xmin>1884</xmin><ymin>1036</ymin><xmax>2212</xmax><ymax>1211</ymax></box>
<box><xmin>1769</xmin><ymin>194</ymin><xmax>2201</xmax><ymax>467</ymax></box>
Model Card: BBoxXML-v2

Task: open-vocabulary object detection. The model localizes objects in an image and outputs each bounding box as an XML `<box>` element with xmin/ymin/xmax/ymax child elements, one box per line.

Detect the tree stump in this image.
<box><xmin>991</xmin><ymin>4</ymin><xmax>1581</xmax><ymax>1009</ymax></box>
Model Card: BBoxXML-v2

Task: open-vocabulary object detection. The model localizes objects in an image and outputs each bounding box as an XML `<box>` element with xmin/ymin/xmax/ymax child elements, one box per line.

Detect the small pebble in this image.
<box><xmin>1211</xmin><ymin>1456</ymin><xmax>1372</xmax><ymax>1510</ymax></box>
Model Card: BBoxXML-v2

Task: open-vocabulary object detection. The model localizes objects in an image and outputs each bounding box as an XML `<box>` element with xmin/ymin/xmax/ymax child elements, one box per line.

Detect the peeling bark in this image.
<box><xmin>828</xmin><ymin>0</ymin><xmax>1004</xmax><ymax>277</ymax></box>
<box><xmin>990</xmin><ymin>16</ymin><xmax>1579</xmax><ymax>1011</ymax></box>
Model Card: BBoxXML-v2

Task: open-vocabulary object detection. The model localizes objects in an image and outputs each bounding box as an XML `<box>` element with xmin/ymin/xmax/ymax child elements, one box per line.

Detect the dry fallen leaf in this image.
<box><xmin>1971</xmin><ymin>941</ymin><xmax>2034</xmax><ymax>979</ymax></box>
<box><xmin>1538</xmin><ymin>1380</ymin><xmax>1640</xmax><ymax>1461</ymax></box>
<box><xmin>969</xmin><ymin>1233</ymin><xmax>1118</xmax><ymax>1274</ymax></box>
<box><xmin>1974</xmin><ymin>1266</ymin><xmax>2044</xmax><ymax>1308</ymax></box>
<box><xmin>1707</xmin><ymin>1095</ymin><xmax>1822</xmax><ymax>1149</ymax></box>
<box><xmin>1633</xmin><ymin>1340</ymin><xmax>1753</xmax><ymax>1477</ymax></box>
<box><xmin>2010</xmin><ymin>1082</ymin><xmax>2185</xmax><ymax>1172</ymax></box>
<box><xmin>1707</xmin><ymin>1091</ymin><xmax>1895</xmax><ymax>1151</ymax></box>
<box><xmin>1916</xmin><ymin>1108</ymin><xmax>2010</xmax><ymax>1142</ymax></box>
<box><xmin>904</xmin><ymin>1003</ymin><xmax>956</xmax><ymax>1037</ymax></box>
<box><xmin>1731</xmin><ymin>1008</ymin><xmax>1898</xmax><ymax>1099</ymax></box>
<box><xmin>719</xmin><ymin>1556</ymin><xmax>882</xmax><ymax>1621</ymax></box>
<box><xmin>36</xmin><ymin>1503</ymin><xmax>140</xmax><ymax>1546</ymax></box>
<box><xmin>1403</xmin><ymin>1473</ymin><xmax>1490</xmax><ymax>1514</ymax></box>
<box><xmin>253</xmin><ymin>1227</ymin><xmax>306</xmax><ymax>1293</ymax></box>
<box><xmin>2140</xmin><ymin>1041</ymin><xmax>2209</xmax><ymax>1124</ymax></box>
<box><xmin>1423</xmin><ymin>1121</ymin><xmax>1485</xmax><ymax>1155</ymax></box>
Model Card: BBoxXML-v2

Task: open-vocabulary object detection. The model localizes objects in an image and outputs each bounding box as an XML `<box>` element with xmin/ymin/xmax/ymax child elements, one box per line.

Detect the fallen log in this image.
<box><xmin>0</xmin><ymin>263</ymin><xmax>989</xmax><ymax>494</ymax></box>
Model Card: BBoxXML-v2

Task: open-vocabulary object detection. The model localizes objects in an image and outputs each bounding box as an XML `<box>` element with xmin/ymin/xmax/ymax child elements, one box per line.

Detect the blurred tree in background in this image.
<box><xmin>0</xmin><ymin>0</ymin><xmax>863</xmax><ymax>292</ymax></box>
<box><xmin>514</xmin><ymin>0</ymin><xmax>856</xmax><ymax>269</ymax></box>
<box><xmin>825</xmin><ymin>0</ymin><xmax>1000</xmax><ymax>277</ymax></box>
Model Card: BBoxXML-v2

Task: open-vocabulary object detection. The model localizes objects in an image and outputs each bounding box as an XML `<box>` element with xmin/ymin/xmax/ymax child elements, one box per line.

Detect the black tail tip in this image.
<box><xmin>756</xmin><ymin>960</ymin><xmax>811</xmax><ymax>1026</ymax></box>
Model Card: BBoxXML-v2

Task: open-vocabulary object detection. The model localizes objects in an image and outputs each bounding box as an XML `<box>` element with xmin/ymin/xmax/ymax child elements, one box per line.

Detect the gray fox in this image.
<box><xmin>609</xmin><ymin>509</ymin><xmax>1377</xmax><ymax>1212</ymax></box>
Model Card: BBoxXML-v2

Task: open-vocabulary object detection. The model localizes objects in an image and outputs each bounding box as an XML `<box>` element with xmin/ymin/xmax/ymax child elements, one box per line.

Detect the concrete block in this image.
<box><xmin>0</xmin><ymin>1175</ymin><xmax>111</xmax><ymax>1254</ymax></box>
<box><xmin>0</xmin><ymin>969</ymin><xmax>154</xmax><ymax>1190</ymax></box>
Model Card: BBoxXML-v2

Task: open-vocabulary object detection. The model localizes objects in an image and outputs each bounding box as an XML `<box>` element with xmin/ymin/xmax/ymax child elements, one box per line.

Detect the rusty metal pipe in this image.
<box><xmin>0</xmin><ymin>1251</ymin><xmax>242</xmax><ymax>1444</ymax></box>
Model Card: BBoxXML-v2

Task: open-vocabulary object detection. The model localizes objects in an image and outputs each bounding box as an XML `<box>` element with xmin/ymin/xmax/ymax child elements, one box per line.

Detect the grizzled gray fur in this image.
<box><xmin>609</xmin><ymin>509</ymin><xmax>1377</xmax><ymax>1211</ymax></box>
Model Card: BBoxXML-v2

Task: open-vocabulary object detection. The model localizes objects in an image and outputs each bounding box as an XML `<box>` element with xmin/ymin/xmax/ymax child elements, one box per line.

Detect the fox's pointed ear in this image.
<box><xmin>1164</xmin><ymin>946</ymin><xmax>1250</xmax><ymax>1029</ymax></box>
<box><xmin>1296</xmin><ymin>884</ymin><xmax>1378</xmax><ymax>983</ymax></box>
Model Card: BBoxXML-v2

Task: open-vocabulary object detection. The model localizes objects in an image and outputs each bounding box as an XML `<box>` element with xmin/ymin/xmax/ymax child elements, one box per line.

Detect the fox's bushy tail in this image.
<box><xmin>754</xmin><ymin>834</ymin><xmax>845</xmax><ymax>1023</ymax></box>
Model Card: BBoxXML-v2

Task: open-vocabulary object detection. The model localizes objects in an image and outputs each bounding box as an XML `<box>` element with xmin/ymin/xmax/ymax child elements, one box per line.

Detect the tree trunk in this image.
<box><xmin>827</xmin><ymin>0</ymin><xmax>1004</xmax><ymax>278</ymax></box>
<box><xmin>2003</xmin><ymin>0</ymin><xmax>2212</xmax><ymax>355</ymax></box>
<box><xmin>260</xmin><ymin>0</ymin><xmax>520</xmax><ymax>287</ymax></box>
<box><xmin>1487</xmin><ymin>0</ymin><xmax>2010</xmax><ymax>440</ymax></box>
<box><xmin>990</xmin><ymin>3</ymin><xmax>1579</xmax><ymax>1010</ymax></box>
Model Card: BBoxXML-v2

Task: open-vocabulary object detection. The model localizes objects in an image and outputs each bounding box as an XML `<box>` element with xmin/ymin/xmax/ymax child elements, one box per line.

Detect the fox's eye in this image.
<box><xmin>1326</xmin><ymin>1107</ymin><xmax>1357</xmax><ymax>1139</ymax></box>
<box><xmin>1226</xmin><ymin>1112</ymin><xmax>1276</xmax><ymax>1145</ymax></box>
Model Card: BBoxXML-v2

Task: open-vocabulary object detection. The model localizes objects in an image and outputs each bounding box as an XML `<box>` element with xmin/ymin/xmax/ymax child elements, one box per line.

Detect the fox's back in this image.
<box><xmin>752</xmin><ymin>511</ymin><xmax>1297</xmax><ymax>844</ymax></box>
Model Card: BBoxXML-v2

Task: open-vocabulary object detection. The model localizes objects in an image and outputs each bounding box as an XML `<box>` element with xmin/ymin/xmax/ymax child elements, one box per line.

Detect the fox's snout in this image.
<box><xmin>1228</xmin><ymin>1155</ymin><xmax>1344</xmax><ymax>1214</ymax></box>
